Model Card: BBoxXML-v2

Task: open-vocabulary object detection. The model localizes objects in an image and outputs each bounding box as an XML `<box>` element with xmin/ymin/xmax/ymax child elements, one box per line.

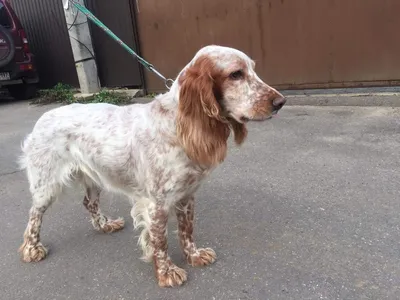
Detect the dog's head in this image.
<box><xmin>176</xmin><ymin>45</ymin><xmax>286</xmax><ymax>167</ymax></box>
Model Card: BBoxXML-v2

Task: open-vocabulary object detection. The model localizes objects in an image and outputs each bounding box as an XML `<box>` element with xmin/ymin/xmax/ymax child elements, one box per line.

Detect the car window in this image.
<box><xmin>0</xmin><ymin>3</ymin><xmax>12</xmax><ymax>28</ymax></box>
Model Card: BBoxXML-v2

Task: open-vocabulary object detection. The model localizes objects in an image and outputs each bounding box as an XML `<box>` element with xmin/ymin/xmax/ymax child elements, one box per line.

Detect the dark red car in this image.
<box><xmin>0</xmin><ymin>0</ymin><xmax>38</xmax><ymax>100</ymax></box>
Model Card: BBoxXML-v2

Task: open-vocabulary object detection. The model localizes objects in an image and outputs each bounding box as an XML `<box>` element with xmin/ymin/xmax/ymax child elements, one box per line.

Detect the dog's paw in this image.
<box><xmin>101</xmin><ymin>217</ymin><xmax>125</xmax><ymax>233</ymax></box>
<box><xmin>188</xmin><ymin>247</ymin><xmax>217</xmax><ymax>267</ymax></box>
<box><xmin>157</xmin><ymin>264</ymin><xmax>188</xmax><ymax>287</ymax></box>
<box><xmin>19</xmin><ymin>241</ymin><xmax>48</xmax><ymax>263</ymax></box>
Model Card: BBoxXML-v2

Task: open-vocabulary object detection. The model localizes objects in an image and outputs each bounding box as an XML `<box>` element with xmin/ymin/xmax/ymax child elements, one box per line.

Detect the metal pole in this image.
<box><xmin>62</xmin><ymin>0</ymin><xmax>100</xmax><ymax>94</ymax></box>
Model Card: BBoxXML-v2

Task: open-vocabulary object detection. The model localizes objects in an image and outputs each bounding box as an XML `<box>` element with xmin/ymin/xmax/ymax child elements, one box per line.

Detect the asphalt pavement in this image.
<box><xmin>1</xmin><ymin>99</ymin><xmax>400</xmax><ymax>300</ymax></box>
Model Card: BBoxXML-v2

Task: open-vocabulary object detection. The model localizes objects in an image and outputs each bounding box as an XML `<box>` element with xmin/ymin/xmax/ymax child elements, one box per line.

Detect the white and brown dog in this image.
<box><xmin>18</xmin><ymin>45</ymin><xmax>285</xmax><ymax>287</ymax></box>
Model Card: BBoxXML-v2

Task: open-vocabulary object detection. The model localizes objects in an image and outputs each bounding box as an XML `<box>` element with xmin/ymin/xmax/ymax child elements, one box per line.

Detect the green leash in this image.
<box><xmin>69</xmin><ymin>0</ymin><xmax>173</xmax><ymax>89</ymax></box>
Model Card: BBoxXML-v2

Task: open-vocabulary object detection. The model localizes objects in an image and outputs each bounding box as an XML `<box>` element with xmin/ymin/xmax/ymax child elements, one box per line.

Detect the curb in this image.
<box><xmin>132</xmin><ymin>92</ymin><xmax>400</xmax><ymax>107</ymax></box>
<box><xmin>74</xmin><ymin>88</ymin><xmax>143</xmax><ymax>100</ymax></box>
<box><xmin>284</xmin><ymin>93</ymin><xmax>400</xmax><ymax>107</ymax></box>
<box><xmin>72</xmin><ymin>87</ymin><xmax>400</xmax><ymax>107</ymax></box>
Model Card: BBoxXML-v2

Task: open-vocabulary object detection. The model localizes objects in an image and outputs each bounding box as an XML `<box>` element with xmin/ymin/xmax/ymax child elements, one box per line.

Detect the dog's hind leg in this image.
<box><xmin>19</xmin><ymin>179</ymin><xmax>60</xmax><ymax>263</ymax></box>
<box><xmin>83</xmin><ymin>179</ymin><xmax>124</xmax><ymax>233</ymax></box>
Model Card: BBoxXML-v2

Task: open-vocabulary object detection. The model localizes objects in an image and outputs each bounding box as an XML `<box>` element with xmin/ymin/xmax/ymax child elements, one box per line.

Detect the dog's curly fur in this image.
<box><xmin>18</xmin><ymin>45</ymin><xmax>285</xmax><ymax>287</ymax></box>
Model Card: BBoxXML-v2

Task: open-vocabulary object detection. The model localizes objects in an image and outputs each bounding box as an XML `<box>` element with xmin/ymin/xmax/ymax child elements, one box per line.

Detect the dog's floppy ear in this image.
<box><xmin>177</xmin><ymin>56</ymin><xmax>230</xmax><ymax>167</ymax></box>
<box><xmin>229</xmin><ymin>118</ymin><xmax>248</xmax><ymax>145</ymax></box>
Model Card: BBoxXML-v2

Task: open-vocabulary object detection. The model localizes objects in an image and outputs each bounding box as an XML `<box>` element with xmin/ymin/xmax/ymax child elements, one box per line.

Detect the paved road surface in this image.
<box><xmin>1</xmin><ymin>100</ymin><xmax>399</xmax><ymax>299</ymax></box>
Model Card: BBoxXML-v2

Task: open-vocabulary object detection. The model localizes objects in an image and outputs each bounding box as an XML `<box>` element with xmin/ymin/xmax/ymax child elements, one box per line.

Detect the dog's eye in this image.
<box><xmin>229</xmin><ymin>70</ymin><xmax>243</xmax><ymax>80</ymax></box>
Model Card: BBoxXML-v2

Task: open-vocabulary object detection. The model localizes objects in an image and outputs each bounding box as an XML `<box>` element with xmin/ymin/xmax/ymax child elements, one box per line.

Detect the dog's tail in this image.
<box><xmin>18</xmin><ymin>133</ymin><xmax>33</xmax><ymax>171</ymax></box>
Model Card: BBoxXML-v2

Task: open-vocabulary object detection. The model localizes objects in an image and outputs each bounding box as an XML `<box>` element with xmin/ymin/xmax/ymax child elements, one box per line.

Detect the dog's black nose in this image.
<box><xmin>272</xmin><ymin>96</ymin><xmax>286</xmax><ymax>111</ymax></box>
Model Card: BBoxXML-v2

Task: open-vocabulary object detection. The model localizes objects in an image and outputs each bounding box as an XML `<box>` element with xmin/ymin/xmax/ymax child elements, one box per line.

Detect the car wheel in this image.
<box><xmin>8</xmin><ymin>83</ymin><xmax>38</xmax><ymax>100</ymax></box>
<box><xmin>0</xmin><ymin>25</ymin><xmax>15</xmax><ymax>68</ymax></box>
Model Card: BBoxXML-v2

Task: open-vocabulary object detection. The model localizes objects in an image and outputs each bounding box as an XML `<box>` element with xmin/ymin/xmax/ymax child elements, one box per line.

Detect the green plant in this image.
<box><xmin>32</xmin><ymin>83</ymin><xmax>74</xmax><ymax>105</ymax></box>
<box><xmin>90</xmin><ymin>89</ymin><xmax>132</xmax><ymax>105</ymax></box>
<box><xmin>31</xmin><ymin>84</ymin><xmax>133</xmax><ymax>106</ymax></box>
<box><xmin>145</xmin><ymin>92</ymin><xmax>158</xmax><ymax>98</ymax></box>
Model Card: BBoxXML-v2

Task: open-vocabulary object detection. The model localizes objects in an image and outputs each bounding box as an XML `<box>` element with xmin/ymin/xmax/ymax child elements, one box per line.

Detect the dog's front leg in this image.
<box><xmin>175</xmin><ymin>196</ymin><xmax>217</xmax><ymax>267</ymax></box>
<box><xmin>149</xmin><ymin>202</ymin><xmax>187</xmax><ymax>287</ymax></box>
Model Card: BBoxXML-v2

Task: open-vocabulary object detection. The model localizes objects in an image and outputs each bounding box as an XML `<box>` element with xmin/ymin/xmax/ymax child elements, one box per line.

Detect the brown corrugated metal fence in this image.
<box><xmin>135</xmin><ymin>0</ymin><xmax>400</xmax><ymax>92</ymax></box>
<box><xmin>10</xmin><ymin>0</ymin><xmax>79</xmax><ymax>88</ymax></box>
